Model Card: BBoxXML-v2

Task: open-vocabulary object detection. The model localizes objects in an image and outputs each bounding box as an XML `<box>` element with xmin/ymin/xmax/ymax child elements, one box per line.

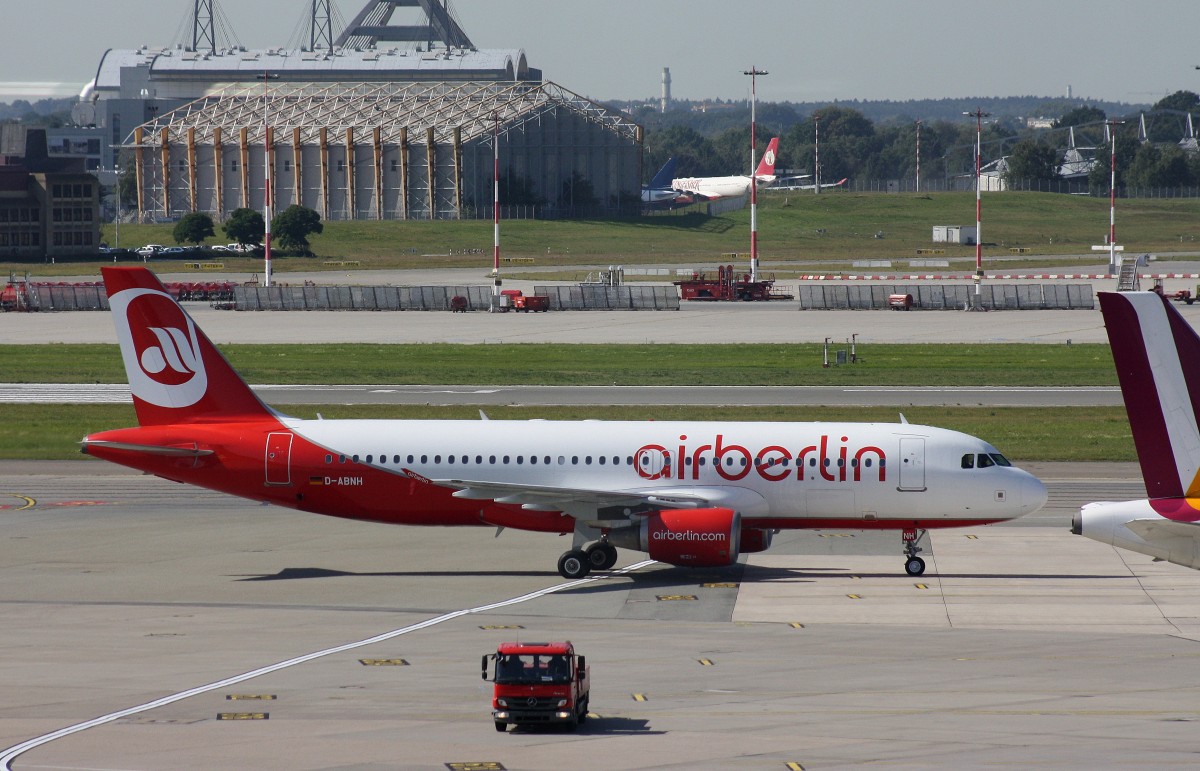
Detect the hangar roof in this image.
<box><xmin>132</xmin><ymin>80</ymin><xmax>640</xmax><ymax>147</ymax></box>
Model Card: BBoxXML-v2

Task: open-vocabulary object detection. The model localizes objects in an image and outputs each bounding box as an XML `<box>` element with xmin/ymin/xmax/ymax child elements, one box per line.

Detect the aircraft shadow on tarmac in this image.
<box><xmin>232</xmin><ymin>565</ymin><xmax>1127</xmax><ymax>584</ymax></box>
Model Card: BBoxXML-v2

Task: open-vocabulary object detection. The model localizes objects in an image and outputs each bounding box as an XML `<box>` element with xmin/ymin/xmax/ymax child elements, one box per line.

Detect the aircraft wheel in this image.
<box><xmin>587</xmin><ymin>543</ymin><xmax>618</xmax><ymax>570</ymax></box>
<box><xmin>558</xmin><ymin>550</ymin><xmax>591</xmax><ymax>579</ymax></box>
<box><xmin>905</xmin><ymin>556</ymin><xmax>926</xmax><ymax>576</ymax></box>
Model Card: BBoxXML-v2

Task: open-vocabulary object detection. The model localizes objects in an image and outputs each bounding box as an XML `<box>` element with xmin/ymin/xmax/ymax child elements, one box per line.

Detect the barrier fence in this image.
<box><xmin>795</xmin><ymin>283</ymin><xmax>1095</xmax><ymax>310</ymax></box>
<box><xmin>233</xmin><ymin>285</ymin><xmax>496</xmax><ymax>311</ymax></box>
<box><xmin>533</xmin><ymin>285</ymin><xmax>680</xmax><ymax>311</ymax></box>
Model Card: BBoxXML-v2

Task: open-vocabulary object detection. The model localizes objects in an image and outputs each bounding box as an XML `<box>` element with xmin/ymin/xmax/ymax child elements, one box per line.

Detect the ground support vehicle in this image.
<box><xmin>483</xmin><ymin>642</ymin><xmax>589</xmax><ymax>732</ymax></box>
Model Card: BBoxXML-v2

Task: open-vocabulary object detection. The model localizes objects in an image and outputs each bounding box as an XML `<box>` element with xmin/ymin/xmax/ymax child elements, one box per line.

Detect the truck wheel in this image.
<box><xmin>578</xmin><ymin>698</ymin><xmax>589</xmax><ymax>724</ymax></box>
<box><xmin>494</xmin><ymin>721</ymin><xmax>507</xmax><ymax>732</ymax></box>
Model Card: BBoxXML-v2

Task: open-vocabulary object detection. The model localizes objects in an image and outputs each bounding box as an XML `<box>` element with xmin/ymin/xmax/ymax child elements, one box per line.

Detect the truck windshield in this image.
<box><xmin>494</xmin><ymin>654</ymin><xmax>571</xmax><ymax>684</ymax></box>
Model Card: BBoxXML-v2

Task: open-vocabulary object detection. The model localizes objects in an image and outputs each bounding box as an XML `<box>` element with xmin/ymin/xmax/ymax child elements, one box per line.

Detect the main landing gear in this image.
<box><xmin>902</xmin><ymin>527</ymin><xmax>928</xmax><ymax>576</ymax></box>
<box><xmin>557</xmin><ymin>541</ymin><xmax>618</xmax><ymax>579</ymax></box>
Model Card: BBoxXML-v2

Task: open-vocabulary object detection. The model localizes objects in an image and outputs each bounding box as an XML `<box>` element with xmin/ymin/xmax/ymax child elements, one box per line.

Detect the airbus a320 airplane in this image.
<box><xmin>1073</xmin><ymin>291</ymin><xmax>1200</xmax><ymax>569</ymax></box>
<box><xmin>83</xmin><ymin>267</ymin><xmax>1046</xmax><ymax>578</ymax></box>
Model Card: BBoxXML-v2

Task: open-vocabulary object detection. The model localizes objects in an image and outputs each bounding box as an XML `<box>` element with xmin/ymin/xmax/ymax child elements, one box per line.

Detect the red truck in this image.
<box><xmin>482</xmin><ymin>641</ymin><xmax>590</xmax><ymax>732</ymax></box>
<box><xmin>499</xmin><ymin>289</ymin><xmax>550</xmax><ymax>312</ymax></box>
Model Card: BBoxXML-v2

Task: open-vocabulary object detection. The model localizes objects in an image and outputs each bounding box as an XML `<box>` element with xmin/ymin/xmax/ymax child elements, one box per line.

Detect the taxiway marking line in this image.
<box><xmin>0</xmin><ymin>560</ymin><xmax>656</xmax><ymax>769</ymax></box>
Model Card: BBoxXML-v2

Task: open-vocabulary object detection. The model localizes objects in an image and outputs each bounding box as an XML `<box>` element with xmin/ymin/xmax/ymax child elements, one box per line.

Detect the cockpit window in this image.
<box><xmin>989</xmin><ymin>453</ymin><xmax>1011</xmax><ymax>467</ymax></box>
<box><xmin>961</xmin><ymin>454</ymin><xmax>974</xmax><ymax>469</ymax></box>
<box><xmin>976</xmin><ymin>454</ymin><xmax>995</xmax><ymax>468</ymax></box>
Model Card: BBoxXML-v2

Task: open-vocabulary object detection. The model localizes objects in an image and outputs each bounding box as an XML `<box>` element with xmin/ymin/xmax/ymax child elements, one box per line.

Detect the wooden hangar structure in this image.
<box><xmin>128</xmin><ymin>79</ymin><xmax>642</xmax><ymax>222</ymax></box>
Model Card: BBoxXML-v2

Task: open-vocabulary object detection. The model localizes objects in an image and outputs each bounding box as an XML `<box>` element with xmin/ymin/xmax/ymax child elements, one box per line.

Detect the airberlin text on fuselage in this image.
<box><xmin>634</xmin><ymin>434</ymin><xmax>886</xmax><ymax>483</ymax></box>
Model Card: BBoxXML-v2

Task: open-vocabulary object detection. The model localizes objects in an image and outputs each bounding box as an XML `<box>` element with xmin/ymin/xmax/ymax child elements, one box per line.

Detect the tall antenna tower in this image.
<box><xmin>310</xmin><ymin>0</ymin><xmax>335</xmax><ymax>51</ymax></box>
<box><xmin>191</xmin><ymin>0</ymin><xmax>217</xmax><ymax>54</ymax></box>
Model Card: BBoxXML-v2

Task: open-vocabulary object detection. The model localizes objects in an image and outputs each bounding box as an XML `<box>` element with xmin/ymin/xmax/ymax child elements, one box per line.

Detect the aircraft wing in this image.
<box><xmin>402</xmin><ymin>469</ymin><xmax>764</xmax><ymax>526</ymax></box>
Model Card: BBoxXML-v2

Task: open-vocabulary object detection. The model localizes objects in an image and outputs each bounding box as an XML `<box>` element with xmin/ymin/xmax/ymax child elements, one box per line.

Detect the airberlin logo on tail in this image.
<box><xmin>110</xmin><ymin>288</ymin><xmax>208</xmax><ymax>408</ymax></box>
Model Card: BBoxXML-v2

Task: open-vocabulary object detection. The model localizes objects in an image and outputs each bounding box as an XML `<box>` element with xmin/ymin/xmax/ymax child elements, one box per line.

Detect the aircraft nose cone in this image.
<box><xmin>1022</xmin><ymin>471</ymin><xmax>1048</xmax><ymax>514</ymax></box>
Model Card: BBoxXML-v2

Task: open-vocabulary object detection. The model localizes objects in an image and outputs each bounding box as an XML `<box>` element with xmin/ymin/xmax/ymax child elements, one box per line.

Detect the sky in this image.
<box><xmin>2</xmin><ymin>0</ymin><xmax>1198</xmax><ymax>106</ymax></box>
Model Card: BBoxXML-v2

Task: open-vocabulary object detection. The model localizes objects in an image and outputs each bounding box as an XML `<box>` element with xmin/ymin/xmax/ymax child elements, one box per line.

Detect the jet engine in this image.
<box><xmin>607</xmin><ymin>508</ymin><xmax>740</xmax><ymax>567</ymax></box>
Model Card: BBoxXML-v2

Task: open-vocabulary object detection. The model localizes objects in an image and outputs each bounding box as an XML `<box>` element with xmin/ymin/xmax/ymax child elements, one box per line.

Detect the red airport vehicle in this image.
<box><xmin>499</xmin><ymin>289</ymin><xmax>550</xmax><ymax>312</ymax></box>
<box><xmin>674</xmin><ymin>264</ymin><xmax>793</xmax><ymax>302</ymax></box>
<box><xmin>483</xmin><ymin>641</ymin><xmax>590</xmax><ymax>732</ymax></box>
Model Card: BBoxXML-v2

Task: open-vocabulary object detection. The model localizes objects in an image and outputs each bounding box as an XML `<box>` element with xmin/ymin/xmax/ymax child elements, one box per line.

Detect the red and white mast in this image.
<box><xmin>743</xmin><ymin>67</ymin><xmax>768</xmax><ymax>283</ymax></box>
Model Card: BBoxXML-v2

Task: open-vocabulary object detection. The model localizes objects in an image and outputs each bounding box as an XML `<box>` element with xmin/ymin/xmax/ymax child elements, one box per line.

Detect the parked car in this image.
<box><xmin>135</xmin><ymin>244</ymin><xmax>164</xmax><ymax>257</ymax></box>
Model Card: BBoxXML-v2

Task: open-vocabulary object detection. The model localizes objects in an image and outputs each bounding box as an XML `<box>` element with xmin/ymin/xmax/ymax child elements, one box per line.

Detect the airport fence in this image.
<box><xmin>21</xmin><ymin>284</ymin><xmax>110</xmax><ymax>311</ymax></box>
<box><xmin>233</xmin><ymin>285</ymin><xmax>496</xmax><ymax>311</ymax></box>
<box><xmin>533</xmin><ymin>285</ymin><xmax>680</xmax><ymax>311</ymax></box>
<box><xmin>796</xmin><ymin>283</ymin><xmax>1095</xmax><ymax>310</ymax></box>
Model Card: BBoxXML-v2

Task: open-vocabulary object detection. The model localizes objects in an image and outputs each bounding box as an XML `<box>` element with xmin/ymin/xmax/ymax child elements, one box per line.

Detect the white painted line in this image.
<box><xmin>0</xmin><ymin>559</ymin><xmax>656</xmax><ymax>769</ymax></box>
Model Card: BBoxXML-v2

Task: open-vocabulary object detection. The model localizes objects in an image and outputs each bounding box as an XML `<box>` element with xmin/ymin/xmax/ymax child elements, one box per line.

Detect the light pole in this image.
<box><xmin>1091</xmin><ymin>119</ymin><xmax>1125</xmax><ymax>277</ymax></box>
<box><xmin>963</xmin><ymin>109</ymin><xmax>990</xmax><ymax>309</ymax></box>
<box><xmin>915</xmin><ymin>120</ymin><xmax>922</xmax><ymax>193</ymax></box>
<box><xmin>743</xmin><ymin>67</ymin><xmax>768</xmax><ymax>283</ymax></box>
<box><xmin>813</xmin><ymin>113</ymin><xmax>821</xmax><ymax>195</ymax></box>
<box><xmin>256</xmin><ymin>72</ymin><xmax>279</xmax><ymax>287</ymax></box>
<box><xmin>491</xmin><ymin>112</ymin><xmax>502</xmax><ymax>311</ymax></box>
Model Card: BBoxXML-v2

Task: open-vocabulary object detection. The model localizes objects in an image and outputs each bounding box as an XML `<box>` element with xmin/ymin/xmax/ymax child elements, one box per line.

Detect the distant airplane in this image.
<box><xmin>671</xmin><ymin>137</ymin><xmax>782</xmax><ymax>201</ymax></box>
<box><xmin>641</xmin><ymin>157</ymin><xmax>693</xmax><ymax>209</ymax></box>
<box><xmin>1074</xmin><ymin>291</ymin><xmax>1200</xmax><ymax>570</ymax></box>
<box><xmin>83</xmin><ymin>267</ymin><xmax>1046</xmax><ymax>579</ymax></box>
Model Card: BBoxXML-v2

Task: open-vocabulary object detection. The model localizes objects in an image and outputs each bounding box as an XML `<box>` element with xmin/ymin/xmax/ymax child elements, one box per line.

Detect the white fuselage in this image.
<box><xmin>671</xmin><ymin>175</ymin><xmax>771</xmax><ymax>201</ymax></box>
<box><xmin>289</xmin><ymin>418</ymin><xmax>1045</xmax><ymax>526</ymax></box>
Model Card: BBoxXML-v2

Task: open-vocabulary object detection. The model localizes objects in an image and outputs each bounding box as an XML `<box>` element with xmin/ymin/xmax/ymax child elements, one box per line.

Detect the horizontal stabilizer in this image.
<box><xmin>1124</xmin><ymin>518</ymin><xmax>1200</xmax><ymax>541</ymax></box>
<box><xmin>81</xmin><ymin>439</ymin><xmax>214</xmax><ymax>457</ymax></box>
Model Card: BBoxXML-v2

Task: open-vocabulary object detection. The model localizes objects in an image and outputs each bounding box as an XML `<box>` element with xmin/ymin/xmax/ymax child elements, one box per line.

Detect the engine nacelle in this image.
<box><xmin>739</xmin><ymin>527</ymin><xmax>775</xmax><ymax>554</ymax></box>
<box><xmin>608</xmin><ymin>508</ymin><xmax>740</xmax><ymax>567</ymax></box>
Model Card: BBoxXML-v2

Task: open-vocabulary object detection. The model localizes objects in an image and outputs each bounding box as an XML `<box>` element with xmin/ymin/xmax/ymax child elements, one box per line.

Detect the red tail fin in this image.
<box><xmin>754</xmin><ymin>137</ymin><xmax>780</xmax><ymax>178</ymax></box>
<box><xmin>102</xmin><ymin>266</ymin><xmax>275</xmax><ymax>426</ymax></box>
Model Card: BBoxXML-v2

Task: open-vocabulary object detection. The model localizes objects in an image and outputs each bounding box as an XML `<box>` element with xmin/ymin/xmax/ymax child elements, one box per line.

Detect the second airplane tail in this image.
<box><xmin>1099</xmin><ymin>291</ymin><xmax>1200</xmax><ymax>501</ymax></box>
<box><xmin>754</xmin><ymin>137</ymin><xmax>780</xmax><ymax>179</ymax></box>
<box><xmin>102</xmin><ymin>266</ymin><xmax>278</xmax><ymax>426</ymax></box>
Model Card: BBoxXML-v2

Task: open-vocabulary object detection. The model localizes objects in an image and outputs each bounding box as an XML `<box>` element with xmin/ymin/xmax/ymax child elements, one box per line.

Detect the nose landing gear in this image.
<box><xmin>902</xmin><ymin>527</ymin><xmax>928</xmax><ymax>576</ymax></box>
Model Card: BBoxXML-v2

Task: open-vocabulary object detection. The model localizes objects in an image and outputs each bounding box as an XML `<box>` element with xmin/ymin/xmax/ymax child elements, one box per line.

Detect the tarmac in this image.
<box><xmin>7</xmin><ymin>460</ymin><xmax>1200</xmax><ymax>770</ymax></box>
<box><xmin>5</xmin><ymin>263</ymin><xmax>1200</xmax><ymax>768</ymax></box>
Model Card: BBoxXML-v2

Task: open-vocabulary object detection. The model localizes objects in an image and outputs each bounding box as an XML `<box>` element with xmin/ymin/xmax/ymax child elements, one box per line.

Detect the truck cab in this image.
<box><xmin>483</xmin><ymin>641</ymin><xmax>590</xmax><ymax>731</ymax></box>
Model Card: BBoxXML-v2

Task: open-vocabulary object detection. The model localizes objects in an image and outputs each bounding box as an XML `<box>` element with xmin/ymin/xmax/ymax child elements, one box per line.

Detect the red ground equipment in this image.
<box><xmin>499</xmin><ymin>289</ymin><xmax>550</xmax><ymax>312</ymax></box>
<box><xmin>483</xmin><ymin>641</ymin><xmax>590</xmax><ymax>731</ymax></box>
<box><xmin>674</xmin><ymin>264</ymin><xmax>793</xmax><ymax>301</ymax></box>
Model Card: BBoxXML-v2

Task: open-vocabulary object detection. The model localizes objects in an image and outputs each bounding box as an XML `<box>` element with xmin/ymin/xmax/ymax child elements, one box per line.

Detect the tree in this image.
<box><xmin>1053</xmin><ymin>105</ymin><xmax>1106</xmax><ymax>129</ymax></box>
<box><xmin>1004</xmin><ymin>140</ymin><xmax>1060</xmax><ymax>188</ymax></box>
<box><xmin>172</xmin><ymin>212</ymin><xmax>214</xmax><ymax>245</ymax></box>
<box><xmin>271</xmin><ymin>205</ymin><xmax>323</xmax><ymax>253</ymax></box>
<box><xmin>223</xmin><ymin>207</ymin><xmax>264</xmax><ymax>247</ymax></box>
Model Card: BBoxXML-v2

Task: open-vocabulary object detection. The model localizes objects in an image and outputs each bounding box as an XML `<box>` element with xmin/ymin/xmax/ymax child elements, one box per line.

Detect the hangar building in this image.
<box><xmin>76</xmin><ymin>1</ymin><xmax>642</xmax><ymax>221</ymax></box>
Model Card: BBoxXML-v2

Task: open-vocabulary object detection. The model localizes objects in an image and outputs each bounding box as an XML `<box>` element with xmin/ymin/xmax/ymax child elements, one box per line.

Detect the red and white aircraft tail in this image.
<box><xmin>85</xmin><ymin>267</ymin><xmax>1045</xmax><ymax>579</ymax></box>
<box><xmin>1074</xmin><ymin>291</ymin><xmax>1200</xmax><ymax>568</ymax></box>
<box><xmin>753</xmin><ymin>137</ymin><xmax>780</xmax><ymax>181</ymax></box>
<box><xmin>105</xmin><ymin>267</ymin><xmax>276</xmax><ymax>426</ymax></box>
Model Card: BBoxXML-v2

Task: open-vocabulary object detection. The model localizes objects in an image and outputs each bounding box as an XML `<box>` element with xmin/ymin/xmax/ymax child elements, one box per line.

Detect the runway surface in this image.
<box><xmin>10</xmin><ymin>460</ymin><xmax>1200</xmax><ymax>770</ymax></box>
